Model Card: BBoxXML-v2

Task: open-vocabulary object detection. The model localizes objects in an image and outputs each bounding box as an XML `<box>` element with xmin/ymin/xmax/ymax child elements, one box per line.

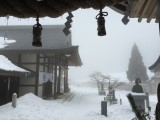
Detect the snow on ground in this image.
<box><xmin>0</xmin><ymin>83</ymin><xmax>157</xmax><ymax>120</ymax></box>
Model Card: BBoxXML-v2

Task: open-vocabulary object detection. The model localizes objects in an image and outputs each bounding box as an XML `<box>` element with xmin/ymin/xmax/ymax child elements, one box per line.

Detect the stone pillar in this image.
<box><xmin>101</xmin><ymin>101</ymin><xmax>107</xmax><ymax>117</ymax></box>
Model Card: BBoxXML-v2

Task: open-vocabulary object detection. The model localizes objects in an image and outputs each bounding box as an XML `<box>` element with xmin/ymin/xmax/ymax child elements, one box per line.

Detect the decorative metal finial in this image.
<box><xmin>96</xmin><ymin>6</ymin><xmax>108</xmax><ymax>36</ymax></box>
<box><xmin>122</xmin><ymin>0</ymin><xmax>132</xmax><ymax>25</ymax></box>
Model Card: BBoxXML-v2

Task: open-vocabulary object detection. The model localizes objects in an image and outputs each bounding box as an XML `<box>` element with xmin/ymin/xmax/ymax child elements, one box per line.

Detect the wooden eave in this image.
<box><xmin>149</xmin><ymin>56</ymin><xmax>160</xmax><ymax>72</ymax></box>
<box><xmin>130</xmin><ymin>0</ymin><xmax>157</xmax><ymax>22</ymax></box>
<box><xmin>0</xmin><ymin>69</ymin><xmax>29</xmax><ymax>76</ymax></box>
<box><xmin>0</xmin><ymin>0</ymin><xmax>156</xmax><ymax>22</ymax></box>
<box><xmin>0</xmin><ymin>0</ymin><xmax>126</xmax><ymax>18</ymax></box>
<box><xmin>110</xmin><ymin>0</ymin><xmax>157</xmax><ymax>23</ymax></box>
<box><xmin>0</xmin><ymin>46</ymin><xmax>82</xmax><ymax>66</ymax></box>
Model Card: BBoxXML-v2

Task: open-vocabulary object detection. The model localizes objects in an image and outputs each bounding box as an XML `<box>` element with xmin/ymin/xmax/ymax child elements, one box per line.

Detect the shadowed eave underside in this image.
<box><xmin>0</xmin><ymin>0</ymin><xmax>127</xmax><ymax>18</ymax></box>
<box><xmin>149</xmin><ymin>56</ymin><xmax>160</xmax><ymax>71</ymax></box>
<box><xmin>110</xmin><ymin>0</ymin><xmax>157</xmax><ymax>23</ymax></box>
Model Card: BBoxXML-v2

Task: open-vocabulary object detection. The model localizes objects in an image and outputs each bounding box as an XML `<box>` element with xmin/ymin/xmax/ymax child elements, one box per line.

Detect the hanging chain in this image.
<box><xmin>4</xmin><ymin>15</ymin><xmax>9</xmax><ymax>42</ymax></box>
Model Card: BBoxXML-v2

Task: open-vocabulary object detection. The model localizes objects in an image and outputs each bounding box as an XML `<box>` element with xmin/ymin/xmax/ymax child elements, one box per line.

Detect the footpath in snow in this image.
<box><xmin>0</xmin><ymin>85</ymin><xmax>157</xmax><ymax>120</ymax></box>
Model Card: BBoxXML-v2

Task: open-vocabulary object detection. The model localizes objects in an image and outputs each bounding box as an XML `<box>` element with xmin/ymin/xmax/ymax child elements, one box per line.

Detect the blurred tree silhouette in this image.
<box><xmin>126</xmin><ymin>43</ymin><xmax>148</xmax><ymax>82</ymax></box>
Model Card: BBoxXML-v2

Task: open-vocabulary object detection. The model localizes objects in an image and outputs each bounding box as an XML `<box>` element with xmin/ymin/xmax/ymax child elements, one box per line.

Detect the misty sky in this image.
<box><xmin>0</xmin><ymin>7</ymin><xmax>159</xmax><ymax>81</ymax></box>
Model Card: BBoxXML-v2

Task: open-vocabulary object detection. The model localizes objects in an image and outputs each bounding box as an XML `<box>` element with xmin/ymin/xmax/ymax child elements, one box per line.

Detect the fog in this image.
<box><xmin>70</xmin><ymin>8</ymin><xmax>160</xmax><ymax>80</ymax></box>
<box><xmin>0</xmin><ymin>8</ymin><xmax>159</xmax><ymax>81</ymax></box>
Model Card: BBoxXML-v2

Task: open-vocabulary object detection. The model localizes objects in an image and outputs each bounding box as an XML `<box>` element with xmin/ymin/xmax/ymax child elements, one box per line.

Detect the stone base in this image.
<box><xmin>99</xmin><ymin>90</ymin><xmax>106</xmax><ymax>95</ymax></box>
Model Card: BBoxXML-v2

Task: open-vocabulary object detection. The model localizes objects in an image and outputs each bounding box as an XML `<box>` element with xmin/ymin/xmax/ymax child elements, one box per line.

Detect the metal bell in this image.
<box><xmin>96</xmin><ymin>6</ymin><xmax>108</xmax><ymax>36</ymax></box>
<box><xmin>97</xmin><ymin>16</ymin><xmax>106</xmax><ymax>36</ymax></box>
<box><xmin>32</xmin><ymin>24</ymin><xmax>42</xmax><ymax>47</ymax></box>
<box><xmin>32</xmin><ymin>16</ymin><xmax>42</xmax><ymax>47</ymax></box>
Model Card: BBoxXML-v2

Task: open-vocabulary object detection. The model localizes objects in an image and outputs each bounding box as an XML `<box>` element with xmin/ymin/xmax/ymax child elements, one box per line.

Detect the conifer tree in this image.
<box><xmin>126</xmin><ymin>43</ymin><xmax>148</xmax><ymax>82</ymax></box>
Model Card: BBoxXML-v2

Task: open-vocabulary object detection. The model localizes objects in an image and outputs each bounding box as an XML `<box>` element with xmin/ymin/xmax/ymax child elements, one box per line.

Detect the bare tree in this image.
<box><xmin>109</xmin><ymin>79</ymin><xmax>126</xmax><ymax>90</ymax></box>
<box><xmin>89</xmin><ymin>71</ymin><xmax>125</xmax><ymax>96</ymax></box>
<box><xmin>89</xmin><ymin>71</ymin><xmax>103</xmax><ymax>90</ymax></box>
<box><xmin>102</xmin><ymin>76</ymin><xmax>125</xmax><ymax>91</ymax></box>
<box><xmin>89</xmin><ymin>72</ymin><xmax>110</xmax><ymax>91</ymax></box>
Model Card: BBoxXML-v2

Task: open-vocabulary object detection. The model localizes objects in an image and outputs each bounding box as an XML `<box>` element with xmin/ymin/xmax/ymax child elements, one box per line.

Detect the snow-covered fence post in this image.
<box><xmin>101</xmin><ymin>101</ymin><xmax>107</xmax><ymax>117</ymax></box>
<box><xmin>12</xmin><ymin>93</ymin><xmax>17</xmax><ymax>108</ymax></box>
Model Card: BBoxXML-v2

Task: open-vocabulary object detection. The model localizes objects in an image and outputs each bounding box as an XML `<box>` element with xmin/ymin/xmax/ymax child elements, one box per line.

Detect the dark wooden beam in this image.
<box><xmin>20</xmin><ymin>62</ymin><xmax>56</xmax><ymax>65</ymax></box>
<box><xmin>19</xmin><ymin>84</ymin><xmax>35</xmax><ymax>87</ymax></box>
<box><xmin>63</xmin><ymin>57</ymin><xmax>67</xmax><ymax>93</ymax></box>
<box><xmin>53</xmin><ymin>54</ymin><xmax>58</xmax><ymax>99</ymax></box>
<box><xmin>57</xmin><ymin>66</ymin><xmax>61</xmax><ymax>93</ymax></box>
<box><xmin>35</xmin><ymin>53</ymin><xmax>40</xmax><ymax>96</ymax></box>
<box><xmin>18</xmin><ymin>54</ymin><xmax>22</xmax><ymax>66</ymax></box>
<box><xmin>39</xmin><ymin>56</ymin><xmax>56</xmax><ymax>59</ymax></box>
<box><xmin>64</xmin><ymin>68</ymin><xmax>67</xmax><ymax>93</ymax></box>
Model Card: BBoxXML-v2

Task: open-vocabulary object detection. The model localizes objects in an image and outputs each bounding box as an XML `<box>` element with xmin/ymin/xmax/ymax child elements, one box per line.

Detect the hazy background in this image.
<box><xmin>0</xmin><ymin>7</ymin><xmax>159</xmax><ymax>81</ymax></box>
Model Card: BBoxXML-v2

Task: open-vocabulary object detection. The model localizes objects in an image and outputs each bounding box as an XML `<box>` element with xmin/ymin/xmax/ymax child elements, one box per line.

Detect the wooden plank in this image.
<box><xmin>129</xmin><ymin>0</ymin><xmax>157</xmax><ymax>21</ymax></box>
<box><xmin>147</xmin><ymin>2</ymin><xmax>157</xmax><ymax>23</ymax></box>
<box><xmin>138</xmin><ymin>0</ymin><xmax>152</xmax><ymax>22</ymax></box>
<box><xmin>129</xmin><ymin>0</ymin><xmax>145</xmax><ymax>18</ymax></box>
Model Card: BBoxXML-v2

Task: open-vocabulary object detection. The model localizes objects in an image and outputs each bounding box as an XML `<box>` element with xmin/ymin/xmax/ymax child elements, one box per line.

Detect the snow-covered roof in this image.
<box><xmin>0</xmin><ymin>55</ymin><xmax>28</xmax><ymax>72</ymax></box>
<box><xmin>149</xmin><ymin>56</ymin><xmax>160</xmax><ymax>72</ymax></box>
<box><xmin>0</xmin><ymin>37</ymin><xmax>28</xmax><ymax>73</ymax></box>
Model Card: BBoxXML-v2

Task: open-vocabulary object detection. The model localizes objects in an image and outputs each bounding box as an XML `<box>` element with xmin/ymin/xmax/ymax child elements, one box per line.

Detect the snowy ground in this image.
<box><xmin>0</xmin><ymin>84</ymin><xmax>157</xmax><ymax>120</ymax></box>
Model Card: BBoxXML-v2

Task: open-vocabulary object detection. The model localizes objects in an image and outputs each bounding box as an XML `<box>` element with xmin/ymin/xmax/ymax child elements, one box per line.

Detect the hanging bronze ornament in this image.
<box><xmin>32</xmin><ymin>15</ymin><xmax>42</xmax><ymax>47</ymax></box>
<box><xmin>122</xmin><ymin>0</ymin><xmax>132</xmax><ymax>24</ymax></box>
<box><xmin>96</xmin><ymin>6</ymin><xmax>108</xmax><ymax>36</ymax></box>
<box><xmin>63</xmin><ymin>12</ymin><xmax>74</xmax><ymax>36</ymax></box>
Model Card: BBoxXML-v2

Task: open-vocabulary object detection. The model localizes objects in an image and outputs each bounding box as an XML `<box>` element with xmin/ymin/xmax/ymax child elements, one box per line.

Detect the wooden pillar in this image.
<box><xmin>42</xmin><ymin>56</ymin><xmax>45</xmax><ymax>98</ymax></box>
<box><xmin>57</xmin><ymin>66</ymin><xmax>61</xmax><ymax>93</ymax></box>
<box><xmin>66</xmin><ymin>57</ymin><xmax>69</xmax><ymax>91</ymax></box>
<box><xmin>47</xmin><ymin>58</ymin><xmax>50</xmax><ymax>72</ymax></box>
<box><xmin>64</xmin><ymin>70</ymin><xmax>66</xmax><ymax>93</ymax></box>
<box><xmin>64</xmin><ymin>57</ymin><xmax>69</xmax><ymax>92</ymax></box>
<box><xmin>43</xmin><ymin>57</ymin><xmax>46</xmax><ymax>72</ymax></box>
<box><xmin>35</xmin><ymin>54</ymin><xmax>40</xmax><ymax>96</ymax></box>
<box><xmin>53</xmin><ymin>54</ymin><xmax>58</xmax><ymax>99</ymax></box>
<box><xmin>18</xmin><ymin>54</ymin><xmax>21</xmax><ymax>66</ymax></box>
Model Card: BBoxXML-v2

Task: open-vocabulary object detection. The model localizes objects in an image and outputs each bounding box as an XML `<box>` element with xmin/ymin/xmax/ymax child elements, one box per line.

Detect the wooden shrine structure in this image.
<box><xmin>0</xmin><ymin>25</ymin><xmax>82</xmax><ymax>100</ymax></box>
<box><xmin>0</xmin><ymin>55</ymin><xmax>29</xmax><ymax>105</ymax></box>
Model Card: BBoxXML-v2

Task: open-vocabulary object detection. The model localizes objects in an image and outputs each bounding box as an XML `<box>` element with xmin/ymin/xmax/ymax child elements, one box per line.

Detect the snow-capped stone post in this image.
<box><xmin>155</xmin><ymin>83</ymin><xmax>160</xmax><ymax>119</ymax></box>
<box><xmin>12</xmin><ymin>93</ymin><xmax>17</xmax><ymax>108</ymax></box>
<box><xmin>120</xmin><ymin>98</ymin><xmax>122</xmax><ymax>105</ymax></box>
<box><xmin>101</xmin><ymin>101</ymin><xmax>107</xmax><ymax>117</ymax></box>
